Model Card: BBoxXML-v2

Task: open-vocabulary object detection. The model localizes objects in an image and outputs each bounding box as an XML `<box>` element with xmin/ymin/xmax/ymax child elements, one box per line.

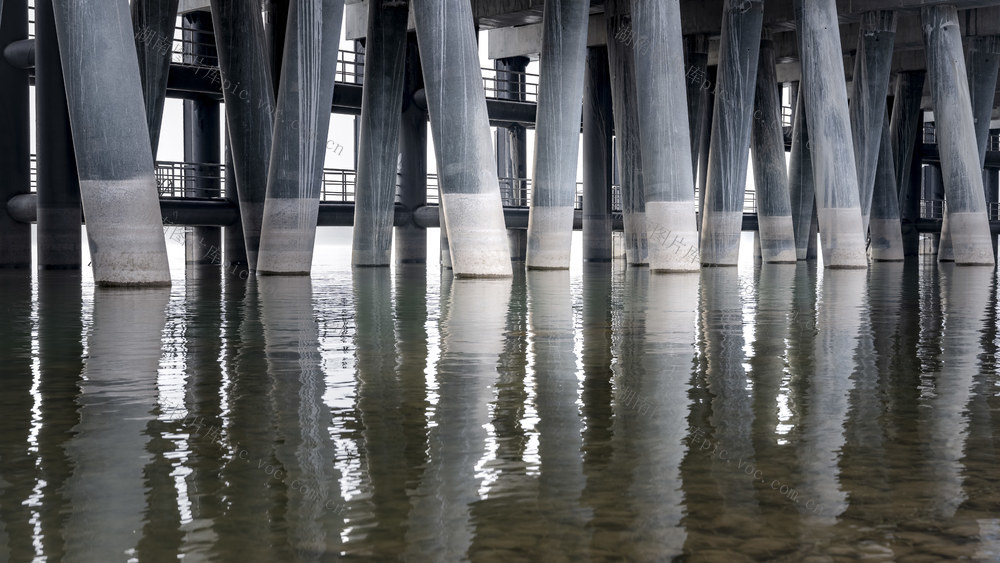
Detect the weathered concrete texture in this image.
<box><xmin>922</xmin><ymin>6</ymin><xmax>994</xmax><ymax>266</ymax></box>
<box><xmin>633</xmin><ymin>0</ymin><xmax>700</xmax><ymax>272</ymax></box>
<box><xmin>890</xmin><ymin>71</ymin><xmax>925</xmax><ymax>257</ymax></box>
<box><xmin>870</xmin><ymin>112</ymin><xmax>904</xmax><ymax>261</ymax></box>
<box><xmin>526</xmin><ymin>0</ymin><xmax>589</xmax><ymax>270</ymax></box>
<box><xmin>131</xmin><ymin>0</ymin><xmax>179</xmax><ymax>156</ymax></box>
<box><xmin>685</xmin><ymin>34</ymin><xmax>709</xmax><ymax>178</ymax></box>
<box><xmin>750</xmin><ymin>39</ymin><xmax>796</xmax><ymax>264</ymax></box>
<box><xmin>258</xmin><ymin>0</ymin><xmax>344</xmax><ymax>275</ymax></box>
<box><xmin>396</xmin><ymin>39</ymin><xmax>428</xmax><ymax>265</ymax></box>
<box><xmin>696</xmin><ymin>67</ymin><xmax>716</xmax><ymax>225</ymax></box>
<box><xmin>0</xmin><ymin>0</ymin><xmax>31</xmax><ymax>269</ymax></box>
<box><xmin>413</xmin><ymin>0</ymin><xmax>512</xmax><ymax>277</ymax></box>
<box><xmin>939</xmin><ymin>35</ymin><xmax>1000</xmax><ymax>262</ymax></box>
<box><xmin>210</xmin><ymin>0</ymin><xmax>274</xmax><ymax>271</ymax></box>
<box><xmin>352</xmin><ymin>0</ymin><xmax>408</xmax><ymax>267</ymax></box>
<box><xmin>582</xmin><ymin>46</ymin><xmax>614</xmax><ymax>263</ymax></box>
<box><xmin>439</xmin><ymin>203</ymin><xmax>453</xmax><ymax>269</ymax></box>
<box><xmin>849</xmin><ymin>10</ymin><xmax>896</xmax><ymax>236</ymax></box>
<box><xmin>51</xmin><ymin>0</ymin><xmax>170</xmax><ymax>285</ymax></box>
<box><xmin>496</xmin><ymin>56</ymin><xmax>529</xmax><ymax>263</ymax></box>
<box><xmin>35</xmin><ymin>0</ymin><xmax>81</xmax><ymax>269</ymax></box>
<box><xmin>606</xmin><ymin>0</ymin><xmax>646</xmax><ymax>266</ymax></box>
<box><xmin>798</xmin><ymin>0</ymin><xmax>867</xmax><ymax>268</ymax></box>
<box><xmin>699</xmin><ymin>0</ymin><xmax>763</xmax><ymax>266</ymax></box>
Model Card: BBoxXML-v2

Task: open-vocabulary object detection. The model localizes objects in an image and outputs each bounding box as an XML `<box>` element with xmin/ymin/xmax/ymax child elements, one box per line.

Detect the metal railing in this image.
<box><xmin>155</xmin><ymin>161</ymin><xmax>226</xmax><ymax>198</ymax></box>
<box><xmin>920</xmin><ymin>199</ymin><xmax>945</xmax><ymax>219</ymax></box>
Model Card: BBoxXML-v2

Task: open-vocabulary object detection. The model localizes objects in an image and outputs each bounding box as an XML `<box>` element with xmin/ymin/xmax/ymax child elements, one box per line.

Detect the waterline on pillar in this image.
<box><xmin>816</xmin><ymin>208</ymin><xmax>868</xmax><ymax>269</ymax></box>
<box><xmin>622</xmin><ymin>212</ymin><xmax>648</xmax><ymax>266</ymax></box>
<box><xmin>699</xmin><ymin>210</ymin><xmax>742</xmax><ymax>266</ymax></box>
<box><xmin>526</xmin><ymin>206</ymin><xmax>574</xmax><ymax>270</ymax></box>
<box><xmin>757</xmin><ymin>215</ymin><xmax>798</xmax><ymax>264</ymax></box>
<box><xmin>441</xmin><ymin>193</ymin><xmax>512</xmax><ymax>278</ymax></box>
<box><xmin>869</xmin><ymin>218</ymin><xmax>904</xmax><ymax>262</ymax></box>
<box><xmin>646</xmin><ymin>201</ymin><xmax>699</xmax><ymax>272</ymax></box>
<box><xmin>947</xmin><ymin>211</ymin><xmax>996</xmax><ymax>266</ymax></box>
<box><xmin>256</xmin><ymin>198</ymin><xmax>320</xmax><ymax>275</ymax></box>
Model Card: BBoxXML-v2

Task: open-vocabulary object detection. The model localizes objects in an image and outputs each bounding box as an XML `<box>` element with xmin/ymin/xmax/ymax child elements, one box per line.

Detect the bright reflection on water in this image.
<box><xmin>2</xmin><ymin>239</ymin><xmax>1000</xmax><ymax>561</ymax></box>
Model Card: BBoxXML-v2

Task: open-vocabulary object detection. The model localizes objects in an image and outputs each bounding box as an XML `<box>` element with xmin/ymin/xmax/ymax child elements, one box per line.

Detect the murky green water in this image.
<box><xmin>2</xmin><ymin>240</ymin><xmax>999</xmax><ymax>561</ymax></box>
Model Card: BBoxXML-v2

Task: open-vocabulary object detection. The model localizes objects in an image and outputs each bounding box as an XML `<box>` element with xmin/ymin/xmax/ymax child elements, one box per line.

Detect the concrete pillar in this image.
<box><xmin>257</xmin><ymin>0</ymin><xmax>344</xmax><ymax>275</ymax></box>
<box><xmin>210</xmin><ymin>0</ymin><xmax>275</xmax><ymax>271</ymax></box>
<box><xmin>986</xmin><ymin>166</ymin><xmax>999</xmax><ymax>259</ymax></box>
<box><xmin>606</xmin><ymin>0</ymin><xmax>646</xmax><ymax>265</ymax></box>
<box><xmin>685</xmin><ymin>35</ymin><xmax>710</xmax><ymax>177</ymax></box>
<box><xmin>396</xmin><ymin>38</ymin><xmax>428</xmax><ymax>265</ymax></box>
<box><xmin>938</xmin><ymin>35</ymin><xmax>1000</xmax><ymax>262</ymax></box>
<box><xmin>750</xmin><ymin>39</ymin><xmax>796</xmax><ymax>263</ymax></box>
<box><xmin>849</xmin><ymin>11</ymin><xmax>896</xmax><ymax>236</ymax></box>
<box><xmin>439</xmin><ymin>203</ymin><xmax>453</xmax><ymax>269</ymax></box>
<box><xmin>922</xmin><ymin>6</ymin><xmax>994</xmax><ymax>266</ymax></box>
<box><xmin>699</xmin><ymin>0</ymin><xmax>763</xmax><ymax>266</ymax></box>
<box><xmin>870</xmin><ymin>111</ymin><xmax>904</xmax><ymax>261</ymax></box>
<box><xmin>890</xmin><ymin>71</ymin><xmax>925</xmax><ymax>257</ymax></box>
<box><xmin>130</xmin><ymin>0</ymin><xmax>179</xmax><ymax>156</ymax></box>
<box><xmin>697</xmin><ymin>67</ymin><xmax>716</xmax><ymax>225</ymax></box>
<box><xmin>223</xmin><ymin>137</ymin><xmax>249</xmax><ymax>271</ymax></box>
<box><xmin>582</xmin><ymin>46</ymin><xmax>614</xmax><ymax>263</ymax></box>
<box><xmin>263</xmin><ymin>0</ymin><xmax>289</xmax><ymax>98</ymax></box>
<box><xmin>352</xmin><ymin>0</ymin><xmax>408</xmax><ymax>267</ymax></box>
<box><xmin>525</xmin><ymin>0</ymin><xmax>589</xmax><ymax>270</ymax></box>
<box><xmin>788</xmin><ymin>83</ymin><xmax>814</xmax><ymax>260</ymax></box>
<box><xmin>183</xmin><ymin>11</ymin><xmax>222</xmax><ymax>265</ymax></box>
<box><xmin>412</xmin><ymin>0</ymin><xmax>512</xmax><ymax>277</ymax></box>
<box><xmin>51</xmin><ymin>0</ymin><xmax>171</xmax><ymax>285</ymax></box>
<box><xmin>798</xmin><ymin>0</ymin><xmax>868</xmax><ymax>268</ymax></box>
<box><xmin>787</xmin><ymin>81</ymin><xmax>799</xmax><ymax>127</ymax></box>
<box><xmin>35</xmin><ymin>0</ymin><xmax>81</xmax><ymax>270</ymax></box>
<box><xmin>495</xmin><ymin>56</ymin><xmax>529</xmax><ymax>262</ymax></box>
<box><xmin>633</xmin><ymin>0</ymin><xmax>700</xmax><ymax>271</ymax></box>
<box><xmin>0</xmin><ymin>0</ymin><xmax>30</xmax><ymax>269</ymax></box>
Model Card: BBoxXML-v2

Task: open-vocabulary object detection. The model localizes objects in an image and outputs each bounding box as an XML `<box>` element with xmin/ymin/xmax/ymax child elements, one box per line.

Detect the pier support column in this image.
<box><xmin>699</xmin><ymin>0</ymin><xmax>763</xmax><ymax>266</ymax></box>
<box><xmin>633</xmin><ymin>0</ymin><xmax>700</xmax><ymax>271</ymax></box>
<box><xmin>938</xmin><ymin>35</ymin><xmax>1000</xmax><ymax>262</ymax></box>
<box><xmin>0</xmin><ymin>0</ymin><xmax>30</xmax><ymax>269</ymax></box>
<box><xmin>352</xmin><ymin>0</ymin><xmax>408</xmax><ymax>267</ymax></box>
<box><xmin>891</xmin><ymin>71</ymin><xmax>925</xmax><ymax>257</ymax></box>
<box><xmin>697</xmin><ymin>67</ymin><xmax>716</xmax><ymax>225</ymax></box>
<box><xmin>526</xmin><ymin>0</ymin><xmax>589</xmax><ymax>270</ymax></box>
<box><xmin>788</xmin><ymin>83</ymin><xmax>815</xmax><ymax>260</ymax></box>
<box><xmin>183</xmin><ymin>11</ymin><xmax>222</xmax><ymax>265</ymax></box>
<box><xmin>223</xmin><ymin>140</ymin><xmax>248</xmax><ymax>270</ymax></box>
<box><xmin>52</xmin><ymin>0</ymin><xmax>171</xmax><ymax>285</ymax></box>
<box><xmin>257</xmin><ymin>0</ymin><xmax>344</xmax><ymax>275</ymax></box>
<box><xmin>606</xmin><ymin>0</ymin><xmax>646</xmax><ymax>265</ymax></box>
<box><xmin>413</xmin><ymin>0</ymin><xmax>512</xmax><ymax>277</ymax></box>
<box><xmin>922</xmin><ymin>6</ymin><xmax>994</xmax><ymax>266</ymax></box>
<box><xmin>750</xmin><ymin>39</ymin><xmax>796</xmax><ymax>263</ymax></box>
<box><xmin>210</xmin><ymin>0</ymin><xmax>275</xmax><ymax>271</ymax></box>
<box><xmin>396</xmin><ymin>38</ymin><xmax>428</xmax><ymax>265</ymax></box>
<box><xmin>35</xmin><ymin>0</ymin><xmax>81</xmax><ymax>269</ymax></box>
<box><xmin>131</xmin><ymin>0</ymin><xmax>179</xmax><ymax>156</ymax></box>
<box><xmin>849</xmin><ymin>11</ymin><xmax>896</xmax><ymax>236</ymax></box>
<box><xmin>870</xmin><ymin>112</ymin><xmax>904</xmax><ymax>261</ymax></box>
<box><xmin>685</xmin><ymin>35</ymin><xmax>710</xmax><ymax>178</ymax></box>
<box><xmin>496</xmin><ymin>56</ymin><xmax>530</xmax><ymax>262</ymax></box>
<box><xmin>799</xmin><ymin>0</ymin><xmax>868</xmax><ymax>268</ymax></box>
<box><xmin>582</xmin><ymin>46</ymin><xmax>614</xmax><ymax>263</ymax></box>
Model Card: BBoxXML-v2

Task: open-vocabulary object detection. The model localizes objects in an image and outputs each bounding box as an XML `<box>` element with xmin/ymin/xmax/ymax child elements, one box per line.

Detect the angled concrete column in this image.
<box><xmin>633</xmin><ymin>0</ymin><xmax>700</xmax><ymax>271</ymax></box>
<box><xmin>51</xmin><ymin>0</ymin><xmax>170</xmax><ymax>285</ymax></box>
<box><xmin>922</xmin><ymin>6</ymin><xmax>994</xmax><ymax>266</ymax></box>
<box><xmin>183</xmin><ymin>11</ymin><xmax>221</xmax><ymax>265</ymax></box>
<box><xmin>788</xmin><ymin>88</ymin><xmax>814</xmax><ymax>260</ymax></box>
<box><xmin>699</xmin><ymin>0</ymin><xmax>763</xmax><ymax>266</ymax></box>
<box><xmin>413</xmin><ymin>0</ymin><xmax>512</xmax><ymax>277</ymax></box>
<box><xmin>582</xmin><ymin>46</ymin><xmax>614</xmax><ymax>263</ymax></box>
<box><xmin>849</xmin><ymin>11</ymin><xmax>896</xmax><ymax>236</ymax></box>
<box><xmin>685</xmin><ymin>35</ymin><xmax>710</xmax><ymax>177</ymax></box>
<box><xmin>750</xmin><ymin>39</ymin><xmax>796</xmax><ymax>263</ymax></box>
<box><xmin>697</xmin><ymin>67</ymin><xmax>716</xmax><ymax>225</ymax></box>
<box><xmin>263</xmin><ymin>0</ymin><xmax>289</xmax><ymax>98</ymax></box>
<box><xmin>439</xmin><ymin>203</ymin><xmax>453</xmax><ymax>270</ymax></box>
<box><xmin>606</xmin><ymin>0</ymin><xmax>647</xmax><ymax>265</ymax></box>
<box><xmin>870</xmin><ymin>112</ymin><xmax>904</xmax><ymax>261</ymax></box>
<box><xmin>223</xmin><ymin>138</ymin><xmax>249</xmax><ymax>271</ymax></box>
<box><xmin>799</xmin><ymin>0</ymin><xmax>868</xmax><ymax>268</ymax></box>
<box><xmin>35</xmin><ymin>0</ymin><xmax>81</xmax><ymax>270</ymax></box>
<box><xmin>210</xmin><ymin>0</ymin><xmax>274</xmax><ymax>271</ymax></box>
<box><xmin>938</xmin><ymin>35</ymin><xmax>1000</xmax><ymax>262</ymax></box>
<box><xmin>131</xmin><ymin>0</ymin><xmax>179</xmax><ymax>156</ymax></box>
<box><xmin>352</xmin><ymin>0</ymin><xmax>408</xmax><ymax>267</ymax></box>
<box><xmin>526</xmin><ymin>0</ymin><xmax>589</xmax><ymax>270</ymax></box>
<box><xmin>0</xmin><ymin>0</ymin><xmax>30</xmax><ymax>269</ymax></box>
<box><xmin>396</xmin><ymin>38</ymin><xmax>428</xmax><ymax>265</ymax></box>
<box><xmin>890</xmin><ymin>71</ymin><xmax>925</xmax><ymax>257</ymax></box>
<box><xmin>495</xmin><ymin>57</ymin><xmax>529</xmax><ymax>262</ymax></box>
<box><xmin>257</xmin><ymin>0</ymin><xmax>344</xmax><ymax>275</ymax></box>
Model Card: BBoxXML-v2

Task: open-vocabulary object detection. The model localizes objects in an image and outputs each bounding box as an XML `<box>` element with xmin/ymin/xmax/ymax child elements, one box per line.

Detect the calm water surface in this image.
<box><xmin>1</xmin><ymin>239</ymin><xmax>1000</xmax><ymax>561</ymax></box>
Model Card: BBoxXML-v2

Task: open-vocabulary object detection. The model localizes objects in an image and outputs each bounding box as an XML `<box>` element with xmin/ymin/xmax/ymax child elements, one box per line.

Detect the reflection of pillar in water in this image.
<box><xmin>405</xmin><ymin>278</ymin><xmax>510</xmax><ymax>560</ymax></box>
<box><xmin>63</xmin><ymin>288</ymin><xmax>169</xmax><ymax>560</ymax></box>
<box><xmin>259</xmin><ymin>277</ymin><xmax>342</xmax><ymax>557</ymax></box>
<box><xmin>799</xmin><ymin>270</ymin><xmax>866</xmax><ymax>521</ymax></box>
<box><xmin>749</xmin><ymin>265</ymin><xmax>795</xmax><ymax>464</ymax></box>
